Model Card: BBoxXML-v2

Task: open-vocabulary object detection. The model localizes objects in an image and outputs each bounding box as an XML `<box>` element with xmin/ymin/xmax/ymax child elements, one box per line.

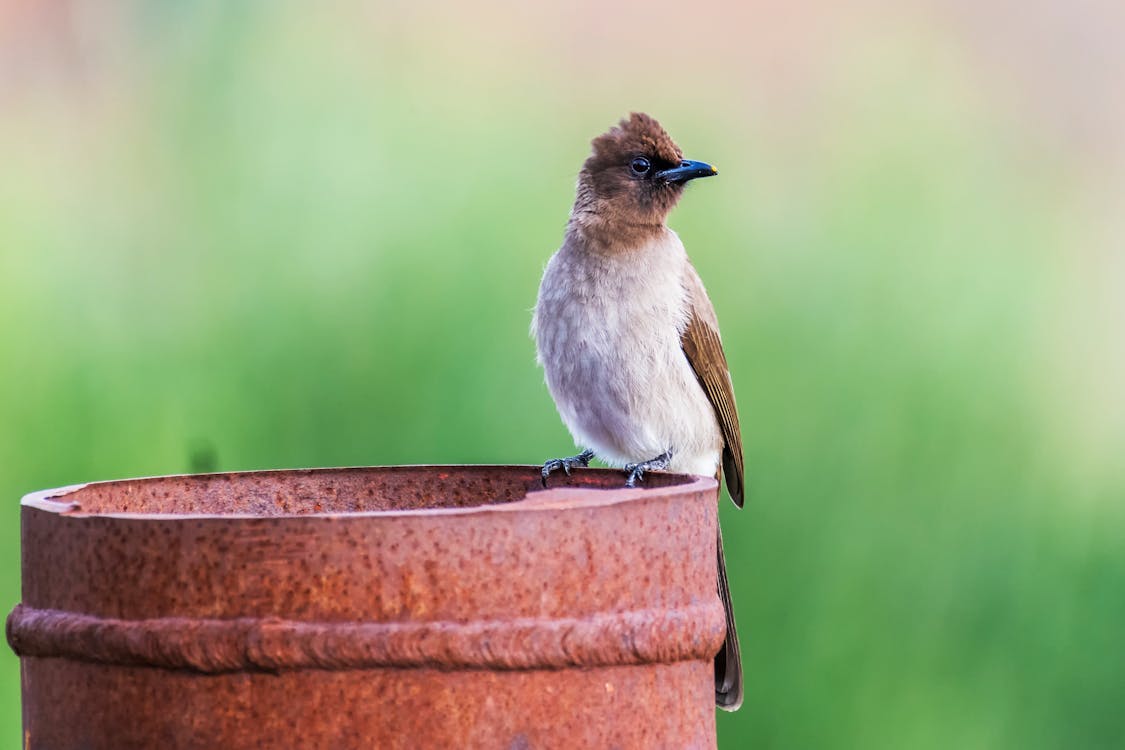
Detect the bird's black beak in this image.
<box><xmin>655</xmin><ymin>159</ymin><xmax>718</xmax><ymax>184</ymax></box>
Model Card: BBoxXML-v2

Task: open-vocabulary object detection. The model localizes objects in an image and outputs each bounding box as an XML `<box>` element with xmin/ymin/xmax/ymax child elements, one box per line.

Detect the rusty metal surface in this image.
<box><xmin>8</xmin><ymin>465</ymin><xmax>722</xmax><ymax>750</ymax></box>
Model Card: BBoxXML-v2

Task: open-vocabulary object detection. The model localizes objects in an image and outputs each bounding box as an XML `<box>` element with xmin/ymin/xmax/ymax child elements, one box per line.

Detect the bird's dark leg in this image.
<box><xmin>623</xmin><ymin>450</ymin><xmax>672</xmax><ymax>487</ymax></box>
<box><xmin>541</xmin><ymin>449</ymin><xmax>595</xmax><ymax>486</ymax></box>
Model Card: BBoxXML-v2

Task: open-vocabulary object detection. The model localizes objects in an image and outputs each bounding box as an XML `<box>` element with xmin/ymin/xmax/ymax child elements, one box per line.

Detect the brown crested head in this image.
<box><xmin>570</xmin><ymin>112</ymin><xmax>717</xmax><ymax>248</ymax></box>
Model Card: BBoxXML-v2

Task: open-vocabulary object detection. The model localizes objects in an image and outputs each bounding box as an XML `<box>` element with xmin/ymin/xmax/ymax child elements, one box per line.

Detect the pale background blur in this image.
<box><xmin>1</xmin><ymin>1</ymin><xmax>1123</xmax><ymax>747</ymax></box>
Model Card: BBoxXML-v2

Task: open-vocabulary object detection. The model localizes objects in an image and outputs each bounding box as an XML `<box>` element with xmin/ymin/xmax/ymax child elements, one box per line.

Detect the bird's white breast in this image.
<box><xmin>533</xmin><ymin>229</ymin><xmax>722</xmax><ymax>476</ymax></box>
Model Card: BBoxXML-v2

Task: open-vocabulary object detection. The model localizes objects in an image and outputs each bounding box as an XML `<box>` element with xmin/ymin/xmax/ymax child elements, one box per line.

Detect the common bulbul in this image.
<box><xmin>533</xmin><ymin>112</ymin><xmax>744</xmax><ymax>710</ymax></box>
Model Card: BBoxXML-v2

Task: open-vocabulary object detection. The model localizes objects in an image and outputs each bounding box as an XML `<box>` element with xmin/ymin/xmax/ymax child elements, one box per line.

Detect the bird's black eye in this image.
<box><xmin>630</xmin><ymin>156</ymin><xmax>651</xmax><ymax>175</ymax></box>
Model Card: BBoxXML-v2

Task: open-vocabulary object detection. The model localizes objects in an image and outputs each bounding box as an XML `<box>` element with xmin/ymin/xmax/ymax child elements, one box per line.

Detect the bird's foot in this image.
<box><xmin>541</xmin><ymin>449</ymin><xmax>595</xmax><ymax>486</ymax></box>
<box><xmin>624</xmin><ymin>450</ymin><xmax>672</xmax><ymax>488</ymax></box>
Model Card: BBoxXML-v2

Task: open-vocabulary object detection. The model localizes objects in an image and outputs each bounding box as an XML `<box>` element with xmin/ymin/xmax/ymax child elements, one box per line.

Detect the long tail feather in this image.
<box><xmin>714</xmin><ymin>524</ymin><xmax>743</xmax><ymax>710</ymax></box>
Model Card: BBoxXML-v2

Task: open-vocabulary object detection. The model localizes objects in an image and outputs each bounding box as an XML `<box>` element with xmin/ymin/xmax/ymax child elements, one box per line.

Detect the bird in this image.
<box><xmin>532</xmin><ymin>112</ymin><xmax>744</xmax><ymax>710</ymax></box>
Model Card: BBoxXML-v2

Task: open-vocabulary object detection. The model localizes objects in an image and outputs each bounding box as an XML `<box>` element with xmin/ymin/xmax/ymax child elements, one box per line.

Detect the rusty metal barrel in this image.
<box><xmin>6</xmin><ymin>465</ymin><xmax>724</xmax><ymax>749</ymax></box>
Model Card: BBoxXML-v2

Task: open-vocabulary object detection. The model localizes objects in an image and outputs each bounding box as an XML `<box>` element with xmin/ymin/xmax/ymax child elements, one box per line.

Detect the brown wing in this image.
<box><xmin>681</xmin><ymin>266</ymin><xmax>745</xmax><ymax>506</ymax></box>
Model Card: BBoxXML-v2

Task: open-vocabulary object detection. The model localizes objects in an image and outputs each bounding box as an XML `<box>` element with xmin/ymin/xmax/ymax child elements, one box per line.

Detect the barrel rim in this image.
<box><xmin>20</xmin><ymin>464</ymin><xmax>718</xmax><ymax>521</ymax></box>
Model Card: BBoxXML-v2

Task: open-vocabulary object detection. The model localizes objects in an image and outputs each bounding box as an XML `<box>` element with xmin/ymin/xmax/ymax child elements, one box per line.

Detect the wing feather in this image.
<box><xmin>680</xmin><ymin>266</ymin><xmax>745</xmax><ymax>506</ymax></box>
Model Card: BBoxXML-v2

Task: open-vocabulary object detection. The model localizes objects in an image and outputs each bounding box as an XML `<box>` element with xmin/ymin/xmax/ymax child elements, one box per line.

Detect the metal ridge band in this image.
<box><xmin>6</xmin><ymin>602</ymin><xmax>726</xmax><ymax>673</ymax></box>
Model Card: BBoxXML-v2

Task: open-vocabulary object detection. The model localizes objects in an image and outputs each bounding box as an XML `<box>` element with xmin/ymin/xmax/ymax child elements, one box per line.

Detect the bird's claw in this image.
<box><xmin>541</xmin><ymin>449</ymin><xmax>595</xmax><ymax>486</ymax></box>
<box><xmin>624</xmin><ymin>465</ymin><xmax>644</xmax><ymax>487</ymax></box>
<box><xmin>623</xmin><ymin>450</ymin><xmax>672</xmax><ymax>489</ymax></box>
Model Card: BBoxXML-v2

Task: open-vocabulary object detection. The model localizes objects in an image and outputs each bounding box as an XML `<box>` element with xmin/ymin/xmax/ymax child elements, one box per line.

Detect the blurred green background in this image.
<box><xmin>2</xmin><ymin>1</ymin><xmax>1123</xmax><ymax>747</ymax></box>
